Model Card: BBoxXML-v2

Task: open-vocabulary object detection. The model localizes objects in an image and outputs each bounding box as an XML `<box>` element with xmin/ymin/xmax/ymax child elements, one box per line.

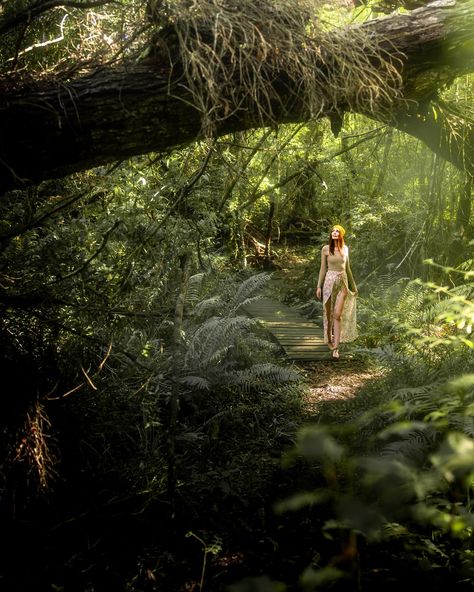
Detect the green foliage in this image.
<box><xmin>61</xmin><ymin>269</ymin><xmax>302</xmax><ymax>505</ymax></box>
<box><xmin>278</xmin><ymin>416</ymin><xmax>474</xmax><ymax>587</ymax></box>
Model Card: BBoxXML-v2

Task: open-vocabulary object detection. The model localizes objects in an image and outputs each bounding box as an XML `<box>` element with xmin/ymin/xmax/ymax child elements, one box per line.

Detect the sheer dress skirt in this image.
<box><xmin>322</xmin><ymin>270</ymin><xmax>358</xmax><ymax>344</ymax></box>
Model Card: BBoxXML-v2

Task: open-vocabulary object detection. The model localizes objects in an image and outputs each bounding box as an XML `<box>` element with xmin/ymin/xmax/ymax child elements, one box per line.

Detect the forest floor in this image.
<box><xmin>299</xmin><ymin>359</ymin><xmax>385</xmax><ymax>421</ymax></box>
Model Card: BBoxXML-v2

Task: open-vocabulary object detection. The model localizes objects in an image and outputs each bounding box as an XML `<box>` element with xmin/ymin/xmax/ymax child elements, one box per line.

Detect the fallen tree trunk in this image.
<box><xmin>0</xmin><ymin>0</ymin><xmax>473</xmax><ymax>193</ymax></box>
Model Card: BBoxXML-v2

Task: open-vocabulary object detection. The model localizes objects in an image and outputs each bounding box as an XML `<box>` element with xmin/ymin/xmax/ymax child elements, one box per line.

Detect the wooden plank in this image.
<box><xmin>270</xmin><ymin>335</ymin><xmax>322</xmax><ymax>339</ymax></box>
<box><xmin>283</xmin><ymin>347</ymin><xmax>325</xmax><ymax>352</ymax></box>
<box><xmin>264</xmin><ymin>323</ymin><xmax>318</xmax><ymax>328</ymax></box>
<box><xmin>281</xmin><ymin>347</ymin><xmax>327</xmax><ymax>351</ymax></box>
<box><xmin>271</xmin><ymin>332</ymin><xmax>322</xmax><ymax>338</ymax></box>
<box><xmin>274</xmin><ymin>340</ymin><xmax>325</xmax><ymax>344</ymax></box>
<box><xmin>275</xmin><ymin>334</ymin><xmax>324</xmax><ymax>338</ymax></box>
<box><xmin>284</xmin><ymin>353</ymin><xmax>328</xmax><ymax>356</ymax></box>
<box><xmin>285</xmin><ymin>350</ymin><xmax>330</xmax><ymax>355</ymax></box>
<box><xmin>243</xmin><ymin>296</ymin><xmax>329</xmax><ymax>360</ymax></box>
<box><xmin>278</xmin><ymin>340</ymin><xmax>325</xmax><ymax>344</ymax></box>
<box><xmin>272</xmin><ymin>330</ymin><xmax>323</xmax><ymax>335</ymax></box>
<box><xmin>283</xmin><ymin>345</ymin><xmax>328</xmax><ymax>351</ymax></box>
<box><xmin>278</xmin><ymin>340</ymin><xmax>326</xmax><ymax>344</ymax></box>
<box><xmin>283</xmin><ymin>342</ymin><xmax>327</xmax><ymax>347</ymax></box>
<box><xmin>276</xmin><ymin>342</ymin><xmax>325</xmax><ymax>346</ymax></box>
<box><xmin>277</xmin><ymin>337</ymin><xmax>324</xmax><ymax>340</ymax></box>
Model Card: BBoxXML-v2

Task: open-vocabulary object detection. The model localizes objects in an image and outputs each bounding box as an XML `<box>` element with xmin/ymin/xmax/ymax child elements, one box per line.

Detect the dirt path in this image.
<box><xmin>297</xmin><ymin>359</ymin><xmax>385</xmax><ymax>421</ymax></box>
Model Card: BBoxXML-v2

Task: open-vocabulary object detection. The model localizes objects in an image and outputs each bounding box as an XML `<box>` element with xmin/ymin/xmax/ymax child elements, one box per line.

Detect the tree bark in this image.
<box><xmin>167</xmin><ymin>250</ymin><xmax>192</xmax><ymax>508</ymax></box>
<box><xmin>1</xmin><ymin>0</ymin><xmax>474</xmax><ymax>193</ymax></box>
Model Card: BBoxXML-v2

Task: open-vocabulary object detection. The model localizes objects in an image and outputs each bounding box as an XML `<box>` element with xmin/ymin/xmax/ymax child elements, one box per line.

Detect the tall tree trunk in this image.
<box><xmin>239</xmin><ymin>216</ymin><xmax>248</xmax><ymax>269</ymax></box>
<box><xmin>264</xmin><ymin>195</ymin><xmax>275</xmax><ymax>266</ymax></box>
<box><xmin>167</xmin><ymin>251</ymin><xmax>191</xmax><ymax>510</ymax></box>
<box><xmin>420</xmin><ymin>154</ymin><xmax>447</xmax><ymax>277</ymax></box>
<box><xmin>370</xmin><ymin>129</ymin><xmax>393</xmax><ymax>199</ymax></box>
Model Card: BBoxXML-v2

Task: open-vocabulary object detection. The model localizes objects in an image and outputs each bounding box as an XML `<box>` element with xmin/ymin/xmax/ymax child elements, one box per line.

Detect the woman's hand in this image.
<box><xmin>316</xmin><ymin>287</ymin><xmax>322</xmax><ymax>300</ymax></box>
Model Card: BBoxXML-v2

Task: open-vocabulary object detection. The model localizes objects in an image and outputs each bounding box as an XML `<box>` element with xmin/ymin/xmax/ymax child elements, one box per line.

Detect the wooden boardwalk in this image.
<box><xmin>243</xmin><ymin>297</ymin><xmax>331</xmax><ymax>361</ymax></box>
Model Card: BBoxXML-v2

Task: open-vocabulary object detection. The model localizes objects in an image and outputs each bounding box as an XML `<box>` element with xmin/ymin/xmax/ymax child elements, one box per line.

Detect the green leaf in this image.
<box><xmin>297</xmin><ymin>426</ymin><xmax>344</xmax><ymax>463</ymax></box>
<box><xmin>430</xmin><ymin>432</ymin><xmax>474</xmax><ymax>481</ymax></box>
<box><xmin>300</xmin><ymin>566</ymin><xmax>346</xmax><ymax>589</ymax></box>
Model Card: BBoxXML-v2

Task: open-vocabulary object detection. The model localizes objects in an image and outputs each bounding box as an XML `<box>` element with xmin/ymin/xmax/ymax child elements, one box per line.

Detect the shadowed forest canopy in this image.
<box><xmin>0</xmin><ymin>0</ymin><xmax>474</xmax><ymax>191</ymax></box>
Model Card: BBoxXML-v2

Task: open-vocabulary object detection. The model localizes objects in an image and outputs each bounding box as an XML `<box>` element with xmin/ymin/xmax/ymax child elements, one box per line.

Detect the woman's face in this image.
<box><xmin>331</xmin><ymin>228</ymin><xmax>340</xmax><ymax>240</ymax></box>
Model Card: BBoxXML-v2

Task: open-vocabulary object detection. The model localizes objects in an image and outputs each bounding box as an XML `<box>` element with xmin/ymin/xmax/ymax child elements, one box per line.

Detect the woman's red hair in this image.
<box><xmin>329</xmin><ymin>229</ymin><xmax>345</xmax><ymax>255</ymax></box>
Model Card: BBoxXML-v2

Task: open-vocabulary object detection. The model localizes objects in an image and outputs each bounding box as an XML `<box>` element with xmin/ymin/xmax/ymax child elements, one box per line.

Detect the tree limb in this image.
<box><xmin>0</xmin><ymin>0</ymin><xmax>473</xmax><ymax>192</ymax></box>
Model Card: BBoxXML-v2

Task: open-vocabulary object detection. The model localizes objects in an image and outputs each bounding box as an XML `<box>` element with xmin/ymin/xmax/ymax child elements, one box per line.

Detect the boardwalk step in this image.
<box><xmin>243</xmin><ymin>297</ymin><xmax>332</xmax><ymax>361</ymax></box>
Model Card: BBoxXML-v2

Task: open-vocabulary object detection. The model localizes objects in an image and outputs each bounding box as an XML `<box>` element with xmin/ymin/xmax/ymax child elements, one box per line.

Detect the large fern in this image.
<box><xmin>184</xmin><ymin>315</ymin><xmax>258</xmax><ymax>370</ymax></box>
<box><xmin>185</xmin><ymin>272</ymin><xmax>206</xmax><ymax>306</ymax></box>
<box><xmin>380</xmin><ymin>423</ymin><xmax>439</xmax><ymax>463</ymax></box>
<box><xmin>228</xmin><ymin>363</ymin><xmax>300</xmax><ymax>393</ymax></box>
<box><xmin>189</xmin><ymin>271</ymin><xmax>271</xmax><ymax>319</ymax></box>
<box><xmin>228</xmin><ymin>272</ymin><xmax>272</xmax><ymax>314</ymax></box>
<box><xmin>180</xmin><ymin>272</ymin><xmax>299</xmax><ymax>392</ymax></box>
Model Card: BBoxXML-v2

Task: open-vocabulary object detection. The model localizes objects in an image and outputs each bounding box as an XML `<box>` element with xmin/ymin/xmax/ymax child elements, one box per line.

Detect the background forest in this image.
<box><xmin>0</xmin><ymin>0</ymin><xmax>473</xmax><ymax>591</ymax></box>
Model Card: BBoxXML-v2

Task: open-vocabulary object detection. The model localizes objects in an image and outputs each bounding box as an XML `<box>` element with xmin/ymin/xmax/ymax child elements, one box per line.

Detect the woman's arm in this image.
<box><xmin>317</xmin><ymin>246</ymin><xmax>327</xmax><ymax>290</ymax></box>
<box><xmin>345</xmin><ymin>247</ymin><xmax>358</xmax><ymax>293</ymax></box>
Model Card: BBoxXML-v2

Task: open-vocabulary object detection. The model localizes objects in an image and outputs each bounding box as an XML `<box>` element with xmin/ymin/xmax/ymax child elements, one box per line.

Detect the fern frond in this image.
<box><xmin>447</xmin><ymin>282</ymin><xmax>474</xmax><ymax>299</ymax></box>
<box><xmin>193</xmin><ymin>295</ymin><xmax>224</xmax><ymax>317</ymax></box>
<box><xmin>179</xmin><ymin>375</ymin><xmax>211</xmax><ymax>390</ymax></box>
<box><xmin>185</xmin><ymin>315</ymin><xmax>257</xmax><ymax>370</ymax></box>
<box><xmin>357</xmin><ymin>345</ymin><xmax>410</xmax><ymax>367</ymax></box>
<box><xmin>381</xmin><ymin>427</ymin><xmax>438</xmax><ymax>463</ymax></box>
<box><xmin>228</xmin><ymin>272</ymin><xmax>271</xmax><ymax>313</ymax></box>
<box><xmin>186</xmin><ymin>273</ymin><xmax>206</xmax><ymax>306</ymax></box>
<box><xmin>450</xmin><ymin>414</ymin><xmax>474</xmax><ymax>438</ymax></box>
<box><xmin>377</xmin><ymin>271</ymin><xmax>401</xmax><ymax>293</ymax></box>
<box><xmin>232</xmin><ymin>294</ymin><xmax>266</xmax><ymax>314</ymax></box>
<box><xmin>457</xmin><ymin>260</ymin><xmax>474</xmax><ymax>276</ymax></box>
<box><xmin>229</xmin><ymin>363</ymin><xmax>300</xmax><ymax>392</ymax></box>
<box><xmin>295</xmin><ymin>300</ymin><xmax>320</xmax><ymax>317</ymax></box>
<box><xmin>239</xmin><ymin>334</ymin><xmax>280</xmax><ymax>352</ymax></box>
<box><xmin>397</xmin><ymin>281</ymin><xmax>431</xmax><ymax>324</ymax></box>
<box><xmin>393</xmin><ymin>382</ymin><xmax>443</xmax><ymax>404</ymax></box>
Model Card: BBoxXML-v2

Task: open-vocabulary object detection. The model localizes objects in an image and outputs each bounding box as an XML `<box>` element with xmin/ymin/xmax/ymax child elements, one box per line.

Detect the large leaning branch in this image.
<box><xmin>0</xmin><ymin>0</ymin><xmax>473</xmax><ymax>193</ymax></box>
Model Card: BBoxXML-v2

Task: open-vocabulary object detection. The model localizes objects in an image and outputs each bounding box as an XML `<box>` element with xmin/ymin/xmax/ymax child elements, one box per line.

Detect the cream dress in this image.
<box><xmin>317</xmin><ymin>245</ymin><xmax>358</xmax><ymax>344</ymax></box>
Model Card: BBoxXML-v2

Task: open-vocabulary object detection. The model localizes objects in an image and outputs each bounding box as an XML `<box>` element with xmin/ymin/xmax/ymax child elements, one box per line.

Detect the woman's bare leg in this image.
<box><xmin>324</xmin><ymin>300</ymin><xmax>334</xmax><ymax>349</ymax></box>
<box><xmin>332</xmin><ymin>289</ymin><xmax>347</xmax><ymax>355</ymax></box>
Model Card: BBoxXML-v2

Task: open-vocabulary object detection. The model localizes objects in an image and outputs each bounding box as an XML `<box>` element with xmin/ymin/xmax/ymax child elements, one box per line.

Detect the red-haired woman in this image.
<box><xmin>315</xmin><ymin>225</ymin><xmax>358</xmax><ymax>359</ymax></box>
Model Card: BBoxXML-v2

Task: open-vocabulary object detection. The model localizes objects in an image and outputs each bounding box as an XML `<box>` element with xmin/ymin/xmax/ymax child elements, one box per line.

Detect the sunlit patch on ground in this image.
<box><xmin>298</xmin><ymin>360</ymin><xmax>386</xmax><ymax>417</ymax></box>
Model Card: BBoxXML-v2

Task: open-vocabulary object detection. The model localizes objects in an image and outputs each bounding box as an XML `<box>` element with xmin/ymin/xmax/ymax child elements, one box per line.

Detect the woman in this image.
<box><xmin>315</xmin><ymin>225</ymin><xmax>358</xmax><ymax>359</ymax></box>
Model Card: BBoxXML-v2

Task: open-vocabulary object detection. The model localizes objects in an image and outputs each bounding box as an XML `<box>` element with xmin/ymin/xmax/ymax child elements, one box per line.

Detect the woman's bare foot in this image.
<box><xmin>332</xmin><ymin>348</ymin><xmax>340</xmax><ymax>360</ymax></box>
